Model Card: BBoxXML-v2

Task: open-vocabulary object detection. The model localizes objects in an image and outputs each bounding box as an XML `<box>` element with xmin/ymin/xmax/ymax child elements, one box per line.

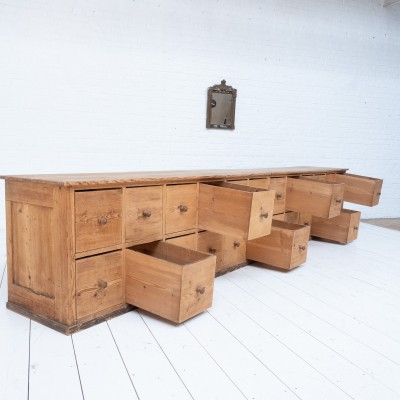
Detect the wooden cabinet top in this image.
<box><xmin>0</xmin><ymin>166</ymin><xmax>347</xmax><ymax>188</ymax></box>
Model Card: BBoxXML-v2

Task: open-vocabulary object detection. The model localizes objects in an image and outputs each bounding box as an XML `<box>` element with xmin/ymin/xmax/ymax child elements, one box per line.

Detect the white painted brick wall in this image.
<box><xmin>0</xmin><ymin>0</ymin><xmax>399</xmax><ymax>233</ymax></box>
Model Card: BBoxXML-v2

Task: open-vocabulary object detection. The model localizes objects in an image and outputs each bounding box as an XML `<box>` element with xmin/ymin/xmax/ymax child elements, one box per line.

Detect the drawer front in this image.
<box><xmin>125</xmin><ymin>242</ymin><xmax>215</xmax><ymax>323</ymax></box>
<box><xmin>125</xmin><ymin>186</ymin><xmax>163</xmax><ymax>244</ymax></box>
<box><xmin>166</xmin><ymin>233</ymin><xmax>198</xmax><ymax>250</ymax></box>
<box><xmin>269</xmin><ymin>178</ymin><xmax>286</xmax><ymax>214</ymax></box>
<box><xmin>248</xmin><ymin>178</ymin><xmax>270</xmax><ymax>189</ymax></box>
<box><xmin>75</xmin><ymin>189</ymin><xmax>122</xmax><ymax>253</ymax></box>
<box><xmin>222</xmin><ymin>236</ymin><xmax>246</xmax><ymax>270</ymax></box>
<box><xmin>284</xmin><ymin>211</ymin><xmax>299</xmax><ymax>224</ymax></box>
<box><xmin>165</xmin><ymin>184</ymin><xmax>197</xmax><ymax>234</ymax></box>
<box><xmin>311</xmin><ymin>209</ymin><xmax>361</xmax><ymax>244</ymax></box>
<box><xmin>247</xmin><ymin>221</ymin><xmax>309</xmax><ymax>270</ymax></box>
<box><xmin>197</xmin><ymin>231</ymin><xmax>224</xmax><ymax>271</ymax></box>
<box><xmin>333</xmin><ymin>173</ymin><xmax>383</xmax><ymax>206</ymax></box>
<box><xmin>286</xmin><ymin>178</ymin><xmax>344</xmax><ymax>218</ymax></box>
<box><xmin>198</xmin><ymin>182</ymin><xmax>275</xmax><ymax>240</ymax></box>
<box><xmin>76</xmin><ymin>251</ymin><xmax>124</xmax><ymax>320</ymax></box>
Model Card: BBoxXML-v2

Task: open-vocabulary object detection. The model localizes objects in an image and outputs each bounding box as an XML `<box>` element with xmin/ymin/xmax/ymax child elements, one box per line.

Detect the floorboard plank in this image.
<box><xmin>140</xmin><ymin>311</ymin><xmax>246</xmax><ymax>400</ymax></box>
<box><xmin>29</xmin><ymin>321</ymin><xmax>83</xmax><ymax>400</ymax></box>
<box><xmin>185</xmin><ymin>310</ymin><xmax>299</xmax><ymax>400</ymax></box>
<box><xmin>0</xmin><ymin>268</ymin><xmax>30</xmax><ymax>400</ymax></box>
<box><xmin>216</xmin><ymin>276</ymin><xmax>400</xmax><ymax>400</ymax></box>
<box><xmin>108</xmin><ymin>311</ymin><xmax>192</xmax><ymax>400</ymax></box>
<box><xmin>231</xmin><ymin>268</ymin><xmax>400</xmax><ymax>396</ymax></box>
<box><xmin>72</xmin><ymin>322</ymin><xmax>139</xmax><ymax>400</ymax></box>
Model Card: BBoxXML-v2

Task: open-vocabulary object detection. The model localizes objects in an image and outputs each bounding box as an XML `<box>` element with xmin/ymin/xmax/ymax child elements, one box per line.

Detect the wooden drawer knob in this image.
<box><xmin>233</xmin><ymin>241</ymin><xmax>241</xmax><ymax>248</ymax></box>
<box><xmin>208</xmin><ymin>247</ymin><xmax>217</xmax><ymax>254</ymax></box>
<box><xmin>276</xmin><ymin>193</ymin><xmax>283</xmax><ymax>200</ymax></box>
<box><xmin>98</xmin><ymin>279</ymin><xmax>108</xmax><ymax>289</ymax></box>
<box><xmin>142</xmin><ymin>210</ymin><xmax>152</xmax><ymax>218</ymax></box>
<box><xmin>260</xmin><ymin>212</ymin><xmax>269</xmax><ymax>219</ymax></box>
<box><xmin>178</xmin><ymin>204</ymin><xmax>188</xmax><ymax>212</ymax></box>
<box><xmin>196</xmin><ymin>286</ymin><xmax>206</xmax><ymax>295</ymax></box>
<box><xmin>299</xmin><ymin>245</ymin><xmax>306</xmax><ymax>251</ymax></box>
<box><xmin>353</xmin><ymin>226</ymin><xmax>359</xmax><ymax>231</ymax></box>
<box><xmin>98</xmin><ymin>216</ymin><xmax>108</xmax><ymax>225</ymax></box>
<box><xmin>335</xmin><ymin>199</ymin><xmax>342</xmax><ymax>204</ymax></box>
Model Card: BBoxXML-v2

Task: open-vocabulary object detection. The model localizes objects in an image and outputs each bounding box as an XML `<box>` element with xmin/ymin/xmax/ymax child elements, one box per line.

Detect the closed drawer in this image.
<box><xmin>76</xmin><ymin>251</ymin><xmax>124</xmax><ymax>320</ymax></box>
<box><xmin>286</xmin><ymin>177</ymin><xmax>344</xmax><ymax>218</ymax></box>
<box><xmin>222</xmin><ymin>236</ymin><xmax>246</xmax><ymax>271</ymax></box>
<box><xmin>197</xmin><ymin>231</ymin><xmax>224</xmax><ymax>271</ymax></box>
<box><xmin>311</xmin><ymin>209</ymin><xmax>361</xmax><ymax>244</ymax></box>
<box><xmin>247</xmin><ymin>220</ymin><xmax>310</xmax><ymax>270</ymax></box>
<box><xmin>269</xmin><ymin>178</ymin><xmax>286</xmax><ymax>214</ymax></box>
<box><xmin>75</xmin><ymin>189</ymin><xmax>122</xmax><ymax>253</ymax></box>
<box><xmin>165</xmin><ymin>184</ymin><xmax>197</xmax><ymax>235</ymax></box>
<box><xmin>198</xmin><ymin>182</ymin><xmax>275</xmax><ymax>240</ymax></box>
<box><xmin>166</xmin><ymin>233</ymin><xmax>197</xmax><ymax>250</ymax></box>
<box><xmin>125</xmin><ymin>186</ymin><xmax>163</xmax><ymax>244</ymax></box>
<box><xmin>125</xmin><ymin>242</ymin><xmax>215</xmax><ymax>323</ymax></box>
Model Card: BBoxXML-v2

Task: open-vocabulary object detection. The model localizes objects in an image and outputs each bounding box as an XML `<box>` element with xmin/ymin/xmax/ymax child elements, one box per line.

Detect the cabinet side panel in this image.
<box><xmin>53</xmin><ymin>187</ymin><xmax>76</xmax><ymax>325</ymax></box>
<box><xmin>11</xmin><ymin>202</ymin><xmax>54</xmax><ymax>298</ymax></box>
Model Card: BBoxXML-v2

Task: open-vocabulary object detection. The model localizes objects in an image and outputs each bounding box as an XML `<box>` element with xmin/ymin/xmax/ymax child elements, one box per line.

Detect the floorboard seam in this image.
<box><xmin>183</xmin><ymin>322</ymin><xmax>249</xmax><ymax>400</ymax></box>
<box><xmin>71</xmin><ymin>336</ymin><xmax>85</xmax><ymax>400</ymax></box>
<box><xmin>138</xmin><ymin>311</ymin><xmax>195</xmax><ymax>400</ymax></box>
<box><xmin>205</xmin><ymin>310</ymin><xmax>303</xmax><ymax>400</ymax></box>
<box><xmin>106</xmin><ymin>321</ymin><xmax>141</xmax><ymax>400</ymax></box>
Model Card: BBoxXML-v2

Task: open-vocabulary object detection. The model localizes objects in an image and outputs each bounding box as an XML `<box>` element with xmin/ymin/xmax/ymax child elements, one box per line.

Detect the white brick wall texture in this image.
<box><xmin>0</xmin><ymin>0</ymin><xmax>399</xmax><ymax>234</ymax></box>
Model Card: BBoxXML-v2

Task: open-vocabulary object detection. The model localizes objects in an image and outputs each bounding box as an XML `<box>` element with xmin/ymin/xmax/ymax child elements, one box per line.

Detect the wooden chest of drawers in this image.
<box><xmin>0</xmin><ymin>167</ymin><xmax>383</xmax><ymax>333</ymax></box>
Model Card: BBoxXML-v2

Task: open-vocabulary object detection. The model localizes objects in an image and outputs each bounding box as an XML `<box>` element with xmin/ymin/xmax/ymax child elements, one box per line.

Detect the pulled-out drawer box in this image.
<box><xmin>286</xmin><ymin>177</ymin><xmax>344</xmax><ymax>218</ymax></box>
<box><xmin>125</xmin><ymin>242</ymin><xmax>216</xmax><ymax>323</ymax></box>
<box><xmin>247</xmin><ymin>220</ymin><xmax>310</xmax><ymax>270</ymax></box>
<box><xmin>311</xmin><ymin>209</ymin><xmax>361</xmax><ymax>244</ymax></box>
<box><xmin>198</xmin><ymin>182</ymin><xmax>275</xmax><ymax>240</ymax></box>
<box><xmin>303</xmin><ymin>173</ymin><xmax>383</xmax><ymax>207</ymax></box>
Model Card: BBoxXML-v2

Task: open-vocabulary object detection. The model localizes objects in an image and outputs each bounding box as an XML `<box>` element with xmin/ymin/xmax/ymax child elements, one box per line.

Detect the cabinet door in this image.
<box><xmin>165</xmin><ymin>184</ymin><xmax>198</xmax><ymax>234</ymax></box>
<box><xmin>75</xmin><ymin>189</ymin><xmax>122</xmax><ymax>253</ymax></box>
<box><xmin>125</xmin><ymin>186</ymin><xmax>163</xmax><ymax>244</ymax></box>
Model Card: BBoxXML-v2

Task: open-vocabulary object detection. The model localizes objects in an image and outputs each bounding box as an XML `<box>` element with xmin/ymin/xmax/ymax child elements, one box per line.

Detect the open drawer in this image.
<box><xmin>312</xmin><ymin>173</ymin><xmax>382</xmax><ymax>206</ymax></box>
<box><xmin>311</xmin><ymin>209</ymin><xmax>361</xmax><ymax>244</ymax></box>
<box><xmin>286</xmin><ymin>177</ymin><xmax>344</xmax><ymax>218</ymax></box>
<box><xmin>125</xmin><ymin>242</ymin><xmax>216</xmax><ymax>323</ymax></box>
<box><xmin>246</xmin><ymin>220</ymin><xmax>310</xmax><ymax>270</ymax></box>
<box><xmin>198</xmin><ymin>182</ymin><xmax>275</xmax><ymax>240</ymax></box>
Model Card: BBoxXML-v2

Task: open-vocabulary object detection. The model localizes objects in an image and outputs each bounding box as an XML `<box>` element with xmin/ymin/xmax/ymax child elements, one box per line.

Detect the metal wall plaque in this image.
<box><xmin>206</xmin><ymin>80</ymin><xmax>237</xmax><ymax>130</ymax></box>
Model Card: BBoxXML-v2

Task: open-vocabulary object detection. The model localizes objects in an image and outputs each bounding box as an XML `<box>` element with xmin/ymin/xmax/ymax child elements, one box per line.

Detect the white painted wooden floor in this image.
<box><xmin>1</xmin><ymin>222</ymin><xmax>400</xmax><ymax>400</ymax></box>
